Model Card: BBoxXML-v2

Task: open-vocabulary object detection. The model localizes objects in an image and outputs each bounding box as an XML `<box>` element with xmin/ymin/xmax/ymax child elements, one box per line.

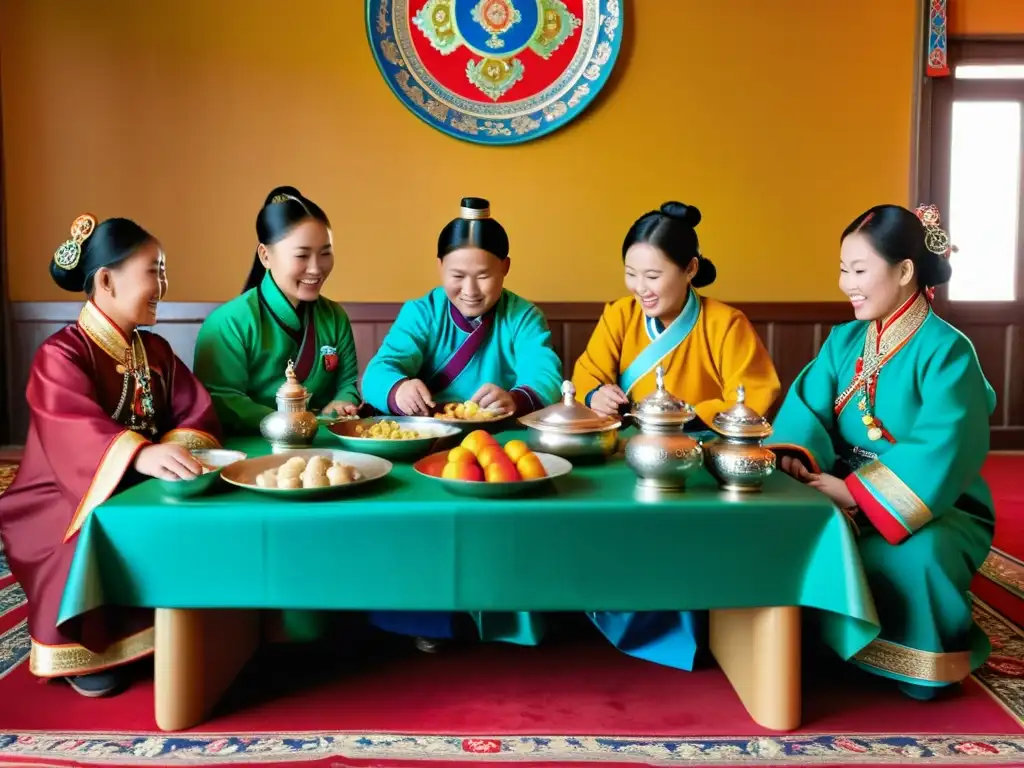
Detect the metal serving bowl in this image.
<box><xmin>518</xmin><ymin>381</ymin><xmax>621</xmax><ymax>462</ymax></box>
<box><xmin>327</xmin><ymin>416</ymin><xmax>463</xmax><ymax>462</ymax></box>
<box><xmin>155</xmin><ymin>448</ymin><xmax>248</xmax><ymax>500</ymax></box>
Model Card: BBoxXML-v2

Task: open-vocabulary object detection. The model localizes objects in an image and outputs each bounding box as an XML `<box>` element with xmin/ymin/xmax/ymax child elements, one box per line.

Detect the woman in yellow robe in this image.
<box><xmin>573</xmin><ymin>202</ymin><xmax>780</xmax><ymax>428</ymax></box>
<box><xmin>571</xmin><ymin>201</ymin><xmax>781</xmax><ymax>670</ymax></box>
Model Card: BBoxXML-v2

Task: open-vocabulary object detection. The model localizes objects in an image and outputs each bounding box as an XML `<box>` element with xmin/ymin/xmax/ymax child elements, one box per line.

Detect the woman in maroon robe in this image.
<box><xmin>0</xmin><ymin>214</ymin><xmax>222</xmax><ymax>697</ymax></box>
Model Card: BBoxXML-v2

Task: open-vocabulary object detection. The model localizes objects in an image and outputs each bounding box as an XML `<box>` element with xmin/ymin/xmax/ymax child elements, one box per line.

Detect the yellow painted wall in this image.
<box><xmin>951</xmin><ymin>0</ymin><xmax>1024</xmax><ymax>35</ymax></box>
<box><xmin>1</xmin><ymin>0</ymin><xmax>918</xmax><ymax>303</ymax></box>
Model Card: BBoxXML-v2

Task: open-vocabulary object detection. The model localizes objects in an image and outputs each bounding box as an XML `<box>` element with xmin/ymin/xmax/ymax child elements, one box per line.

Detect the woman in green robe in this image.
<box><xmin>770</xmin><ymin>203</ymin><xmax>995</xmax><ymax>701</ymax></box>
<box><xmin>194</xmin><ymin>185</ymin><xmax>361</xmax><ymax>432</ymax></box>
<box><xmin>193</xmin><ymin>186</ymin><xmax>361</xmax><ymax>642</ymax></box>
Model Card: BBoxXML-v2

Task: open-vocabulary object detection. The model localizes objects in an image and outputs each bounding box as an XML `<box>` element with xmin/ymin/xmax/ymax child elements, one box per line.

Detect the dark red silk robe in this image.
<box><xmin>0</xmin><ymin>301</ymin><xmax>221</xmax><ymax>677</ymax></box>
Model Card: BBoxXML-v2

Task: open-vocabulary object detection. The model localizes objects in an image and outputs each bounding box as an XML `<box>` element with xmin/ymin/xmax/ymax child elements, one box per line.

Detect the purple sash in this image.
<box><xmin>292</xmin><ymin>307</ymin><xmax>318</xmax><ymax>383</ymax></box>
<box><xmin>426</xmin><ymin>305</ymin><xmax>494</xmax><ymax>393</ymax></box>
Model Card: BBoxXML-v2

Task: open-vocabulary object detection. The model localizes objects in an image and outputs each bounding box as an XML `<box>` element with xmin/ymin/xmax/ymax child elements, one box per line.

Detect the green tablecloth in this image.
<box><xmin>60</xmin><ymin>429</ymin><xmax>881</xmax><ymax>658</ymax></box>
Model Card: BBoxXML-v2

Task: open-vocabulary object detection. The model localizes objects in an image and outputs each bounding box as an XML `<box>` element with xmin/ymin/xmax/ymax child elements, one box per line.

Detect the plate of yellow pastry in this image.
<box><xmin>327</xmin><ymin>416</ymin><xmax>462</xmax><ymax>462</ymax></box>
<box><xmin>432</xmin><ymin>400</ymin><xmax>513</xmax><ymax>425</ymax></box>
<box><xmin>220</xmin><ymin>449</ymin><xmax>392</xmax><ymax>498</ymax></box>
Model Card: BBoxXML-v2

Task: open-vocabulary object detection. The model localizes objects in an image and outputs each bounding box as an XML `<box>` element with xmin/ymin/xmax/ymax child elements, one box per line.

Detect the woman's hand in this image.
<box><xmin>779</xmin><ymin>455</ymin><xmax>814</xmax><ymax>482</ymax></box>
<box><xmin>807</xmin><ymin>472</ymin><xmax>857</xmax><ymax>510</ymax></box>
<box><xmin>471</xmin><ymin>384</ymin><xmax>516</xmax><ymax>414</ymax></box>
<box><xmin>396</xmin><ymin>379</ymin><xmax>435</xmax><ymax>416</ymax></box>
<box><xmin>589</xmin><ymin>384</ymin><xmax>629</xmax><ymax>417</ymax></box>
<box><xmin>321</xmin><ymin>400</ymin><xmax>359</xmax><ymax>417</ymax></box>
<box><xmin>134</xmin><ymin>443</ymin><xmax>203</xmax><ymax>481</ymax></box>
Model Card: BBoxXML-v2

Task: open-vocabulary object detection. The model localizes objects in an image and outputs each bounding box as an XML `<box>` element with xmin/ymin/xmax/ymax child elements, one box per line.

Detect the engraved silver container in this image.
<box><xmin>518</xmin><ymin>381</ymin><xmax>621</xmax><ymax>461</ymax></box>
<box><xmin>624</xmin><ymin>366</ymin><xmax>703</xmax><ymax>492</ymax></box>
<box><xmin>259</xmin><ymin>360</ymin><xmax>320</xmax><ymax>453</ymax></box>
<box><xmin>703</xmin><ymin>383</ymin><xmax>776</xmax><ymax>492</ymax></box>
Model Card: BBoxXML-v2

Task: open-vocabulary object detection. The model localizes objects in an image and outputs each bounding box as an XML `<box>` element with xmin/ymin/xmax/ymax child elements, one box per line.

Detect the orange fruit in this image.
<box><xmin>447</xmin><ymin>446</ymin><xmax>477</xmax><ymax>464</ymax></box>
<box><xmin>503</xmin><ymin>439</ymin><xmax>530</xmax><ymax>463</ymax></box>
<box><xmin>517</xmin><ymin>453</ymin><xmax>547</xmax><ymax>480</ymax></box>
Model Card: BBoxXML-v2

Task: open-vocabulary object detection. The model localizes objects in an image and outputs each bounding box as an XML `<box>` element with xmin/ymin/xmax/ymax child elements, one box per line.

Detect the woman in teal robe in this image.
<box><xmin>193</xmin><ymin>185</ymin><xmax>361</xmax><ymax>434</ymax></box>
<box><xmin>361</xmin><ymin>196</ymin><xmax>564</xmax><ymax>652</ymax></box>
<box><xmin>193</xmin><ymin>185</ymin><xmax>361</xmax><ymax>641</ymax></box>
<box><xmin>771</xmin><ymin>204</ymin><xmax>994</xmax><ymax>700</ymax></box>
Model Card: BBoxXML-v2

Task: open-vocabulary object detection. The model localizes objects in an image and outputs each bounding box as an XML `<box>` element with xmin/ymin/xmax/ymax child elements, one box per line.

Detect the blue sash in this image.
<box><xmin>618</xmin><ymin>289</ymin><xmax>701</xmax><ymax>395</ymax></box>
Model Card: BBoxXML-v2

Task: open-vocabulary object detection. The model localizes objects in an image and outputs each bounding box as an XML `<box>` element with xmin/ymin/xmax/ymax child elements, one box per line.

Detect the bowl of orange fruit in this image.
<box><xmin>413</xmin><ymin>429</ymin><xmax>572</xmax><ymax>497</ymax></box>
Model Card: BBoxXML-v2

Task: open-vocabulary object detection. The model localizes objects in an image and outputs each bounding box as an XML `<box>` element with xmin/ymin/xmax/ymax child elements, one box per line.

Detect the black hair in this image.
<box><xmin>49</xmin><ymin>217</ymin><xmax>154</xmax><ymax>296</ymax></box>
<box><xmin>841</xmin><ymin>204</ymin><xmax>953</xmax><ymax>290</ymax></box>
<box><xmin>243</xmin><ymin>185</ymin><xmax>332</xmax><ymax>293</ymax></box>
<box><xmin>437</xmin><ymin>197</ymin><xmax>510</xmax><ymax>260</ymax></box>
<box><xmin>622</xmin><ymin>201</ymin><xmax>717</xmax><ymax>288</ymax></box>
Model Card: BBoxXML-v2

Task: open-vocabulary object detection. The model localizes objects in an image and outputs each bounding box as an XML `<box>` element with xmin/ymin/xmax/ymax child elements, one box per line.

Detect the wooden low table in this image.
<box><xmin>153</xmin><ymin>606</ymin><xmax>802</xmax><ymax>732</ymax></box>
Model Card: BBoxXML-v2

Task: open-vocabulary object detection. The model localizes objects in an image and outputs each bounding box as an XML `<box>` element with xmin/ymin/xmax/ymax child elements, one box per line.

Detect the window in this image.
<box><xmin>925</xmin><ymin>44</ymin><xmax>1024</xmax><ymax>306</ymax></box>
<box><xmin>947</xmin><ymin>101</ymin><xmax>1020</xmax><ymax>300</ymax></box>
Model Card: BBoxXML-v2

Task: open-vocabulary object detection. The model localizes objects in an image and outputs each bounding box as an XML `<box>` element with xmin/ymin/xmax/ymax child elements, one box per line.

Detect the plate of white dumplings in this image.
<box><xmin>220</xmin><ymin>449</ymin><xmax>393</xmax><ymax>497</ymax></box>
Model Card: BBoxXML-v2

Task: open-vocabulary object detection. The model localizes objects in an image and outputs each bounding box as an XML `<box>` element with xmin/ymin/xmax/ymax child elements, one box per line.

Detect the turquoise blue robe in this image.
<box><xmin>770</xmin><ymin>293</ymin><xmax>994</xmax><ymax>696</ymax></box>
<box><xmin>361</xmin><ymin>287</ymin><xmax>564</xmax><ymax>644</ymax></box>
<box><xmin>362</xmin><ymin>287</ymin><xmax>563</xmax><ymax>416</ymax></box>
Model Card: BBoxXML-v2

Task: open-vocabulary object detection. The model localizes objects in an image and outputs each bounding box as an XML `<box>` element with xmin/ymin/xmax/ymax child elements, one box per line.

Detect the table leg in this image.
<box><xmin>709</xmin><ymin>606</ymin><xmax>801</xmax><ymax>731</ymax></box>
<box><xmin>154</xmin><ymin>608</ymin><xmax>261</xmax><ymax>731</ymax></box>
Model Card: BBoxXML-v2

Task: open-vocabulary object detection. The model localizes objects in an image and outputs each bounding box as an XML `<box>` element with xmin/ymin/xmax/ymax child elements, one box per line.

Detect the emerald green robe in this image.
<box><xmin>771</xmin><ymin>293</ymin><xmax>995</xmax><ymax>692</ymax></box>
<box><xmin>193</xmin><ymin>271</ymin><xmax>361</xmax><ymax>434</ymax></box>
<box><xmin>193</xmin><ymin>271</ymin><xmax>362</xmax><ymax>643</ymax></box>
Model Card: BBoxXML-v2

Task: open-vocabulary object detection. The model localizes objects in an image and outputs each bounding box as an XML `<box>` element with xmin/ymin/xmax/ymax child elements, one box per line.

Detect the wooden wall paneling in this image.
<box><xmin>1007</xmin><ymin>324</ymin><xmax>1024</xmax><ymax>429</ymax></box>
<box><xmin>959</xmin><ymin>323</ymin><xmax>1010</xmax><ymax>426</ymax></box>
<box><xmin>9</xmin><ymin>301</ymin><xmax>1023</xmax><ymax>449</ymax></box>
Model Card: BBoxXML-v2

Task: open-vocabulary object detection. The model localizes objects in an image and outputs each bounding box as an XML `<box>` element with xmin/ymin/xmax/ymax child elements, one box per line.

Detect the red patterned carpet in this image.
<box><xmin>0</xmin><ymin>459</ymin><xmax>1023</xmax><ymax>767</ymax></box>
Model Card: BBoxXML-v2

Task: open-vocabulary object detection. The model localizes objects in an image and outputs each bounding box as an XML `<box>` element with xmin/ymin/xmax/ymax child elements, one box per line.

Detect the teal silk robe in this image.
<box><xmin>770</xmin><ymin>293</ymin><xmax>995</xmax><ymax>691</ymax></box>
<box><xmin>361</xmin><ymin>287</ymin><xmax>563</xmax><ymax>415</ymax></box>
<box><xmin>361</xmin><ymin>286</ymin><xmax>564</xmax><ymax>645</ymax></box>
<box><xmin>193</xmin><ymin>271</ymin><xmax>361</xmax><ymax>434</ymax></box>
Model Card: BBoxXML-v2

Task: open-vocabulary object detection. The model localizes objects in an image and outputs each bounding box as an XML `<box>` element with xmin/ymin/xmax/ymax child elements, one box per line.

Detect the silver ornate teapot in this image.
<box><xmin>703</xmin><ymin>383</ymin><xmax>776</xmax><ymax>492</ymax></box>
<box><xmin>259</xmin><ymin>360</ymin><xmax>319</xmax><ymax>453</ymax></box>
<box><xmin>624</xmin><ymin>366</ymin><xmax>703</xmax><ymax>492</ymax></box>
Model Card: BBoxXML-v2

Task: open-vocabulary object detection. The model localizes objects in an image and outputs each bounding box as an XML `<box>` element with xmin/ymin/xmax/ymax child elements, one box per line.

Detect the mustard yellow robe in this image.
<box><xmin>571</xmin><ymin>292</ymin><xmax>780</xmax><ymax>425</ymax></box>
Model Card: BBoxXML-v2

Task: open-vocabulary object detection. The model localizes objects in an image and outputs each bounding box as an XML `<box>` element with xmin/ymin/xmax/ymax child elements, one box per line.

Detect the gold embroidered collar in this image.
<box><xmin>865</xmin><ymin>292</ymin><xmax>930</xmax><ymax>360</ymax></box>
<box><xmin>78</xmin><ymin>301</ymin><xmax>135</xmax><ymax>365</ymax></box>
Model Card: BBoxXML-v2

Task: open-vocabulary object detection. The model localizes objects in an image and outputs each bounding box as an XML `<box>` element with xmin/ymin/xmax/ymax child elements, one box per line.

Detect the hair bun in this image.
<box><xmin>49</xmin><ymin>259</ymin><xmax>85</xmax><ymax>292</ymax></box>
<box><xmin>264</xmin><ymin>185</ymin><xmax>304</xmax><ymax>207</ymax></box>
<box><xmin>660</xmin><ymin>201</ymin><xmax>701</xmax><ymax>228</ymax></box>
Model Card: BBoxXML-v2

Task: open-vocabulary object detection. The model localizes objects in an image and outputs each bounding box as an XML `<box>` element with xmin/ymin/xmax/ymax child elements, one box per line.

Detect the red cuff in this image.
<box><xmin>846</xmin><ymin>474</ymin><xmax>910</xmax><ymax>544</ymax></box>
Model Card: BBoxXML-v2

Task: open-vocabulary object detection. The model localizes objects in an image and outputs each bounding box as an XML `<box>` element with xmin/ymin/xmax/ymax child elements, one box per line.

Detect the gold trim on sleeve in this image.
<box><xmin>160</xmin><ymin>429</ymin><xmax>220</xmax><ymax>450</ymax></box>
<box><xmin>857</xmin><ymin>460</ymin><xmax>933</xmax><ymax>532</ymax></box>
<box><xmin>63</xmin><ymin>430</ymin><xmax>150</xmax><ymax>543</ymax></box>
<box><xmin>854</xmin><ymin>638</ymin><xmax>971</xmax><ymax>684</ymax></box>
<box><xmin>29</xmin><ymin>628</ymin><xmax>154</xmax><ymax>678</ymax></box>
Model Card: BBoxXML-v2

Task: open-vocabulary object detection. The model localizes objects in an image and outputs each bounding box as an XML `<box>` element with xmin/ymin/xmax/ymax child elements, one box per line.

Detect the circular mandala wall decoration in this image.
<box><xmin>366</xmin><ymin>0</ymin><xmax>623</xmax><ymax>145</ymax></box>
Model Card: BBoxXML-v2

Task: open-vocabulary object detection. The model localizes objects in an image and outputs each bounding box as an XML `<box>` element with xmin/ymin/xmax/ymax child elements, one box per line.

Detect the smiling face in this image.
<box><xmin>260</xmin><ymin>218</ymin><xmax>334</xmax><ymax>304</ymax></box>
<box><xmin>624</xmin><ymin>243</ymin><xmax>696</xmax><ymax>322</ymax></box>
<box><xmin>839</xmin><ymin>232</ymin><xmax>915</xmax><ymax>321</ymax></box>
<box><xmin>439</xmin><ymin>247</ymin><xmax>510</xmax><ymax>318</ymax></box>
<box><xmin>93</xmin><ymin>239</ymin><xmax>167</xmax><ymax>328</ymax></box>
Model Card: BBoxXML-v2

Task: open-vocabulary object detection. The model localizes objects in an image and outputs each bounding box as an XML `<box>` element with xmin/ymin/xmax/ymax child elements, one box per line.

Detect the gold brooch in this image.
<box><xmin>53</xmin><ymin>213</ymin><xmax>97</xmax><ymax>271</ymax></box>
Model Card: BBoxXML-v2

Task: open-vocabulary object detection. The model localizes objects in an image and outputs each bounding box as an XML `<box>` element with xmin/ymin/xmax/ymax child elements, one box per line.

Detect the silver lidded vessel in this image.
<box><xmin>624</xmin><ymin>366</ymin><xmax>703</xmax><ymax>492</ymax></box>
<box><xmin>518</xmin><ymin>381</ymin><xmax>621</xmax><ymax>461</ymax></box>
<box><xmin>703</xmin><ymin>383</ymin><xmax>776</xmax><ymax>492</ymax></box>
<box><xmin>259</xmin><ymin>360</ymin><xmax>320</xmax><ymax>453</ymax></box>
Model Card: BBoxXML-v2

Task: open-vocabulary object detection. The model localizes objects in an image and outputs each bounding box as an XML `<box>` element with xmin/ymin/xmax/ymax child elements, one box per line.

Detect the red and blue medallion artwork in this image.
<box><xmin>366</xmin><ymin>0</ymin><xmax>623</xmax><ymax>145</ymax></box>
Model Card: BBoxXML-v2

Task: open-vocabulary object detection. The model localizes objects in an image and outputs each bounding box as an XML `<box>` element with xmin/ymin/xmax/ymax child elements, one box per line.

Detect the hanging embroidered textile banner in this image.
<box><xmin>927</xmin><ymin>0</ymin><xmax>949</xmax><ymax>77</ymax></box>
<box><xmin>366</xmin><ymin>0</ymin><xmax>623</xmax><ymax>145</ymax></box>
